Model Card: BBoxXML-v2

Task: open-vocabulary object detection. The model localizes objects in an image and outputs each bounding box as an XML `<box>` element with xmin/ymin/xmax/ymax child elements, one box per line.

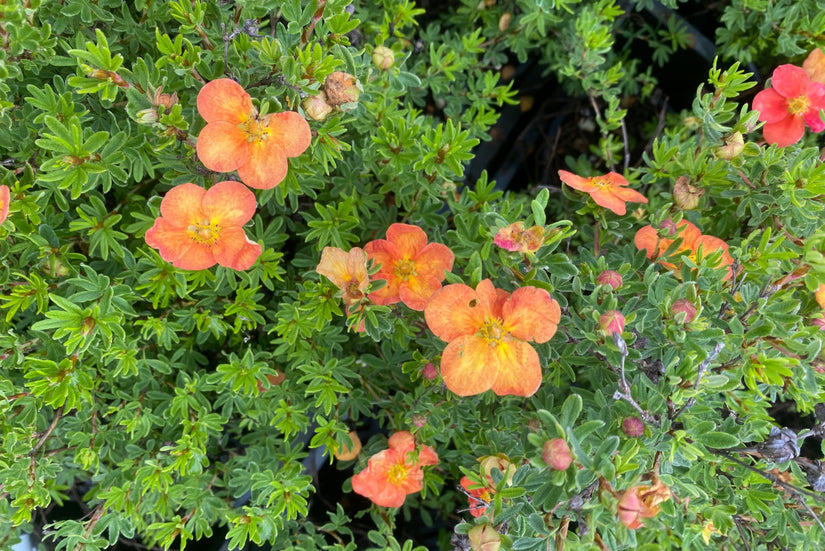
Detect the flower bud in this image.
<box><xmin>412</xmin><ymin>414</ymin><xmax>427</xmax><ymax>428</ymax></box>
<box><xmin>542</xmin><ymin>438</ymin><xmax>573</xmax><ymax>471</ymax></box>
<box><xmin>303</xmin><ymin>92</ymin><xmax>334</xmax><ymax>121</ymax></box>
<box><xmin>673</xmin><ymin>176</ymin><xmax>704</xmax><ymax>210</ymax></box>
<box><xmin>324</xmin><ymin>71</ymin><xmax>361</xmax><ymax>107</ymax></box>
<box><xmin>468</xmin><ymin>524</ymin><xmax>501</xmax><ymax>551</ymax></box>
<box><xmin>333</xmin><ymin>430</ymin><xmax>362</xmax><ymax>461</ymax></box>
<box><xmin>372</xmin><ymin>46</ymin><xmax>395</xmax><ymax>70</ymax></box>
<box><xmin>599</xmin><ymin>310</ymin><xmax>625</xmax><ymax>335</ymax></box>
<box><xmin>715</xmin><ymin>131</ymin><xmax>745</xmax><ymax>160</ymax></box>
<box><xmin>671</xmin><ymin>299</ymin><xmax>697</xmax><ymax>324</ymax></box>
<box><xmin>498</xmin><ymin>12</ymin><xmax>512</xmax><ymax>32</ymax></box>
<box><xmin>135</xmin><ymin>108</ymin><xmax>159</xmax><ymax>124</ymax></box>
<box><xmin>422</xmin><ymin>362</ymin><xmax>438</xmax><ymax>380</ymax></box>
<box><xmin>622</xmin><ymin>417</ymin><xmax>644</xmax><ymax>437</ymax></box>
<box><xmin>596</xmin><ymin>270</ymin><xmax>623</xmax><ymax>290</ymax></box>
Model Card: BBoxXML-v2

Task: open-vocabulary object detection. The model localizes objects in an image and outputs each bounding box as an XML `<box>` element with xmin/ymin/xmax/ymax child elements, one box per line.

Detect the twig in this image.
<box><xmin>732</xmin><ymin>515</ymin><xmax>752</xmax><ymax>551</ymax></box>
<box><xmin>670</xmin><ymin>342</ymin><xmax>725</xmax><ymax>420</ymax></box>
<box><xmin>609</xmin><ymin>333</ymin><xmax>659</xmax><ymax>426</ymax></box>
<box><xmin>620</xmin><ymin>118</ymin><xmax>630</xmax><ymax>172</ymax></box>
<box><xmin>30</xmin><ymin>406</ymin><xmax>64</xmax><ymax>457</ymax></box>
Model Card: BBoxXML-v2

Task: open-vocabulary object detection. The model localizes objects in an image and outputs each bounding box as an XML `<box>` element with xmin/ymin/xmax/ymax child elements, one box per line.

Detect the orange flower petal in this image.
<box><xmin>424</xmin><ymin>283</ymin><xmax>487</xmax><ymax>342</ymax></box>
<box><xmin>612</xmin><ymin>185</ymin><xmax>649</xmax><ymax>205</ymax></box>
<box><xmin>634</xmin><ymin>225</ymin><xmax>659</xmax><ymax>259</ymax></box>
<box><xmin>589</xmin><ymin>188</ymin><xmax>630</xmax><ymax>215</ymax></box>
<box><xmin>0</xmin><ymin>185</ymin><xmax>9</xmax><ymax>224</ymax></box>
<box><xmin>558</xmin><ymin>170</ymin><xmax>596</xmax><ymax>193</ymax></box>
<box><xmin>351</xmin><ymin>466</ymin><xmax>408</xmax><ymax>508</ymax></box>
<box><xmin>197</xmin><ymin>78</ymin><xmax>252</xmax><ymax>124</ymax></box>
<box><xmin>398</xmin><ymin>274</ymin><xmax>443</xmax><ymax>311</ymax></box>
<box><xmin>440</xmin><ymin>335</ymin><xmax>499</xmax><ymax>396</ymax></box>
<box><xmin>415</xmin><ymin>242</ymin><xmax>455</xmax><ymax>279</ymax></box>
<box><xmin>145</xmin><ymin>217</ymin><xmax>191</xmax><ymax>264</ymax></box>
<box><xmin>804</xmin><ymin>48</ymin><xmax>825</xmax><ymax>85</ymax></box>
<box><xmin>503</xmin><ymin>286</ymin><xmax>561</xmax><ymax>343</ymax></box>
<box><xmin>388</xmin><ymin>431</ymin><xmax>416</xmax><ymax>452</ymax></box>
<box><xmin>763</xmin><ymin>116</ymin><xmax>805</xmax><ymax>148</ymax></box>
<box><xmin>417</xmin><ymin>444</ymin><xmax>439</xmax><ymax>467</ymax></box>
<box><xmin>196</xmin><ymin>121</ymin><xmax>248</xmax><ymax>173</ymax></box>
<box><xmin>212</xmin><ymin>227</ymin><xmax>259</xmax><ymax>270</ymax></box>
<box><xmin>159</xmin><ymin>183</ymin><xmax>206</xmax><ymax>223</ymax></box>
<box><xmin>236</xmin><ymin>141</ymin><xmax>289</xmax><ymax>189</ymax></box>
<box><xmin>202</xmin><ymin>181</ymin><xmax>257</xmax><ymax>226</ymax></box>
<box><xmin>232</xmin><ymin>237</ymin><xmax>263</xmax><ymax>271</ymax></box>
<box><xmin>265</xmin><ymin>111</ymin><xmax>312</xmax><ymax>158</ymax></box>
<box><xmin>317</xmin><ymin>247</ymin><xmax>355</xmax><ymax>288</ymax></box>
<box><xmin>386</xmin><ymin>223</ymin><xmax>428</xmax><ymax>258</ymax></box>
<box><xmin>489</xmin><ymin>338</ymin><xmax>543</xmax><ymax>397</ymax></box>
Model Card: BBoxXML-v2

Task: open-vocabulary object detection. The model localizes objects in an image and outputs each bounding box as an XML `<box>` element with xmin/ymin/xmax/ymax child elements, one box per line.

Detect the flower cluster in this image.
<box><xmin>144</xmin><ymin>181</ymin><xmax>261</xmax><ymax>271</ymax></box>
<box><xmin>753</xmin><ymin>60</ymin><xmax>825</xmax><ymax>147</ymax></box>
<box><xmin>634</xmin><ymin>219</ymin><xmax>733</xmax><ymax>281</ymax></box>
<box><xmin>195</xmin><ymin>79</ymin><xmax>311</xmax><ymax>190</ymax></box>
<box><xmin>351</xmin><ymin>431</ymin><xmax>438</xmax><ymax>508</ymax></box>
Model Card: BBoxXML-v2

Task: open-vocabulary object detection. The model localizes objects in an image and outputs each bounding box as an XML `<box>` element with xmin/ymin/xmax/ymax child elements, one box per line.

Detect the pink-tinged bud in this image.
<box><xmin>412</xmin><ymin>414</ymin><xmax>427</xmax><ymax>428</ymax></box>
<box><xmin>468</xmin><ymin>524</ymin><xmax>501</xmax><ymax>551</ymax></box>
<box><xmin>302</xmin><ymin>91</ymin><xmax>334</xmax><ymax>121</ymax></box>
<box><xmin>622</xmin><ymin>417</ymin><xmax>644</xmax><ymax>437</ymax></box>
<box><xmin>596</xmin><ymin>270</ymin><xmax>623</xmax><ymax>290</ymax></box>
<box><xmin>812</xmin><ymin>317</ymin><xmax>825</xmax><ymax>331</ymax></box>
<box><xmin>542</xmin><ymin>438</ymin><xmax>573</xmax><ymax>471</ymax></box>
<box><xmin>422</xmin><ymin>362</ymin><xmax>438</xmax><ymax>380</ymax></box>
<box><xmin>673</xmin><ymin>176</ymin><xmax>705</xmax><ymax>210</ymax></box>
<box><xmin>715</xmin><ymin>132</ymin><xmax>745</xmax><ymax>160</ymax></box>
<box><xmin>372</xmin><ymin>46</ymin><xmax>395</xmax><ymax>70</ymax></box>
<box><xmin>324</xmin><ymin>71</ymin><xmax>361</xmax><ymax>107</ymax></box>
<box><xmin>599</xmin><ymin>310</ymin><xmax>625</xmax><ymax>335</ymax></box>
<box><xmin>671</xmin><ymin>299</ymin><xmax>697</xmax><ymax>324</ymax></box>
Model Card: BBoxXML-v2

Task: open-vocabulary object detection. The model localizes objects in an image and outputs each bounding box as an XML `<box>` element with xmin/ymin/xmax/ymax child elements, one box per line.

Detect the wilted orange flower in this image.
<box><xmin>558</xmin><ymin>170</ymin><xmax>648</xmax><ymax>215</ymax></box>
<box><xmin>351</xmin><ymin>431</ymin><xmax>439</xmax><ymax>508</ymax></box>
<box><xmin>316</xmin><ymin>247</ymin><xmax>369</xmax><ymax>306</ymax></box>
<box><xmin>424</xmin><ymin>279</ymin><xmax>561</xmax><ymax>397</ymax></box>
<box><xmin>0</xmin><ymin>185</ymin><xmax>9</xmax><ymax>225</ymax></box>
<box><xmin>617</xmin><ymin>477</ymin><xmax>671</xmax><ymax>530</ymax></box>
<box><xmin>364</xmin><ymin>223</ymin><xmax>454</xmax><ymax>311</ymax></box>
<box><xmin>144</xmin><ymin>181</ymin><xmax>261</xmax><ymax>271</ymax></box>
<box><xmin>196</xmin><ymin>78</ymin><xmax>312</xmax><ymax>190</ymax></box>
<box><xmin>804</xmin><ymin>48</ymin><xmax>825</xmax><ymax>85</ymax></box>
<box><xmin>493</xmin><ymin>222</ymin><xmax>545</xmax><ymax>253</ymax></box>
<box><xmin>634</xmin><ymin>219</ymin><xmax>733</xmax><ymax>281</ymax></box>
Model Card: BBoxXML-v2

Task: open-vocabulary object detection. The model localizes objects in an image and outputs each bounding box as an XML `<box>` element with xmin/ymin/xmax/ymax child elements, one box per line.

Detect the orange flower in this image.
<box><xmin>195</xmin><ymin>78</ymin><xmax>312</xmax><ymax>190</ymax></box>
<box><xmin>816</xmin><ymin>283</ymin><xmax>825</xmax><ymax>311</ymax></box>
<box><xmin>0</xmin><ymin>185</ymin><xmax>9</xmax><ymax>225</ymax></box>
<box><xmin>145</xmin><ymin>181</ymin><xmax>261</xmax><ymax>271</ymax></box>
<box><xmin>461</xmin><ymin>455</ymin><xmax>516</xmax><ymax>518</ymax></box>
<box><xmin>364</xmin><ymin>223</ymin><xmax>454</xmax><ymax>311</ymax></box>
<box><xmin>461</xmin><ymin>476</ymin><xmax>493</xmax><ymax>518</ymax></box>
<box><xmin>424</xmin><ymin>279</ymin><xmax>561</xmax><ymax>397</ymax></box>
<box><xmin>351</xmin><ymin>431</ymin><xmax>439</xmax><ymax>508</ymax></box>
<box><xmin>634</xmin><ymin>219</ymin><xmax>733</xmax><ymax>281</ymax></box>
<box><xmin>316</xmin><ymin>246</ymin><xmax>370</xmax><ymax>306</ymax></box>
<box><xmin>804</xmin><ymin>48</ymin><xmax>825</xmax><ymax>85</ymax></box>
<box><xmin>493</xmin><ymin>222</ymin><xmax>545</xmax><ymax>253</ymax></box>
<box><xmin>617</xmin><ymin>477</ymin><xmax>671</xmax><ymax>530</ymax></box>
<box><xmin>558</xmin><ymin>170</ymin><xmax>648</xmax><ymax>215</ymax></box>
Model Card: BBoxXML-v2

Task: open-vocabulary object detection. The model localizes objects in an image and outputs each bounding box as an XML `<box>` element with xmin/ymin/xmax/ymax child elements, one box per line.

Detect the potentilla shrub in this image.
<box><xmin>1</xmin><ymin>1</ymin><xmax>825</xmax><ymax>551</ymax></box>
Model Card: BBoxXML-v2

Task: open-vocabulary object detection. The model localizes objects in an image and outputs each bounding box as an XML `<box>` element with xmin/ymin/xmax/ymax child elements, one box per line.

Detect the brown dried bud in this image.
<box><xmin>716</xmin><ymin>131</ymin><xmax>745</xmax><ymax>160</ymax></box>
<box><xmin>673</xmin><ymin>176</ymin><xmax>704</xmax><ymax>210</ymax></box>
<box><xmin>596</xmin><ymin>270</ymin><xmax>623</xmax><ymax>290</ymax></box>
<box><xmin>303</xmin><ymin>92</ymin><xmax>334</xmax><ymax>121</ymax></box>
<box><xmin>498</xmin><ymin>12</ymin><xmax>512</xmax><ymax>32</ymax></box>
<box><xmin>622</xmin><ymin>417</ymin><xmax>645</xmax><ymax>437</ymax></box>
<box><xmin>372</xmin><ymin>46</ymin><xmax>395</xmax><ymax>70</ymax></box>
<box><xmin>324</xmin><ymin>71</ymin><xmax>361</xmax><ymax>107</ymax></box>
<box><xmin>542</xmin><ymin>438</ymin><xmax>573</xmax><ymax>471</ymax></box>
<box><xmin>671</xmin><ymin>299</ymin><xmax>698</xmax><ymax>324</ymax></box>
<box><xmin>468</xmin><ymin>524</ymin><xmax>501</xmax><ymax>551</ymax></box>
<box><xmin>333</xmin><ymin>430</ymin><xmax>362</xmax><ymax>461</ymax></box>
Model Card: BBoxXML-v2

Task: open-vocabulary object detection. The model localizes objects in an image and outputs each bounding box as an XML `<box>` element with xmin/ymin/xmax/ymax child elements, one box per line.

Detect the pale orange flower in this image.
<box><xmin>558</xmin><ymin>170</ymin><xmax>648</xmax><ymax>215</ymax></box>
<box><xmin>144</xmin><ymin>181</ymin><xmax>261</xmax><ymax>271</ymax></box>
<box><xmin>0</xmin><ymin>185</ymin><xmax>9</xmax><ymax>225</ymax></box>
<box><xmin>634</xmin><ymin>219</ymin><xmax>733</xmax><ymax>281</ymax></box>
<box><xmin>815</xmin><ymin>283</ymin><xmax>825</xmax><ymax>310</ymax></box>
<box><xmin>351</xmin><ymin>431</ymin><xmax>439</xmax><ymax>508</ymax></box>
<box><xmin>424</xmin><ymin>279</ymin><xmax>561</xmax><ymax>397</ymax></box>
<box><xmin>804</xmin><ymin>48</ymin><xmax>825</xmax><ymax>86</ymax></box>
<box><xmin>364</xmin><ymin>223</ymin><xmax>454</xmax><ymax>311</ymax></box>
<box><xmin>196</xmin><ymin>78</ymin><xmax>311</xmax><ymax>190</ymax></box>
<box><xmin>493</xmin><ymin>222</ymin><xmax>545</xmax><ymax>253</ymax></box>
<box><xmin>316</xmin><ymin>247</ymin><xmax>370</xmax><ymax>306</ymax></box>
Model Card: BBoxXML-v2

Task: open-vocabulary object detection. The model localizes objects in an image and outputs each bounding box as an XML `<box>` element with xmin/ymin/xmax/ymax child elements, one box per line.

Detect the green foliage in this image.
<box><xmin>2</xmin><ymin>1</ymin><xmax>825</xmax><ymax>550</ymax></box>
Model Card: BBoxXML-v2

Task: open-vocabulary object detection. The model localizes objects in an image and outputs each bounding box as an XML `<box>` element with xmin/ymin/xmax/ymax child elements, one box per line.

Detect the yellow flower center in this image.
<box><xmin>788</xmin><ymin>95</ymin><xmax>810</xmax><ymax>116</ymax></box>
<box><xmin>394</xmin><ymin>258</ymin><xmax>417</xmax><ymax>281</ymax></box>
<box><xmin>478</xmin><ymin>317</ymin><xmax>507</xmax><ymax>346</ymax></box>
<box><xmin>240</xmin><ymin>116</ymin><xmax>272</xmax><ymax>144</ymax></box>
<box><xmin>591</xmin><ymin>177</ymin><xmax>611</xmax><ymax>190</ymax></box>
<box><xmin>187</xmin><ymin>219</ymin><xmax>221</xmax><ymax>246</ymax></box>
<box><xmin>387</xmin><ymin>463</ymin><xmax>409</xmax><ymax>485</ymax></box>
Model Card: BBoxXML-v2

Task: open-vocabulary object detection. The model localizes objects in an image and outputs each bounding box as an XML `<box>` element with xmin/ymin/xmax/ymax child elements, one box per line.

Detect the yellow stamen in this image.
<box><xmin>394</xmin><ymin>258</ymin><xmax>417</xmax><ymax>281</ymax></box>
<box><xmin>187</xmin><ymin>219</ymin><xmax>221</xmax><ymax>246</ymax></box>
<box><xmin>788</xmin><ymin>96</ymin><xmax>810</xmax><ymax>116</ymax></box>
<box><xmin>240</xmin><ymin>116</ymin><xmax>272</xmax><ymax>144</ymax></box>
<box><xmin>478</xmin><ymin>317</ymin><xmax>507</xmax><ymax>346</ymax></box>
<box><xmin>590</xmin><ymin>177</ymin><xmax>612</xmax><ymax>190</ymax></box>
<box><xmin>387</xmin><ymin>463</ymin><xmax>409</xmax><ymax>485</ymax></box>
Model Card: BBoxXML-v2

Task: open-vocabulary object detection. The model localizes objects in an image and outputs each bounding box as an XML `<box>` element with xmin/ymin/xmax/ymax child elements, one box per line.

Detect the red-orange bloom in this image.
<box><xmin>493</xmin><ymin>222</ymin><xmax>545</xmax><ymax>253</ymax></box>
<box><xmin>424</xmin><ymin>279</ymin><xmax>561</xmax><ymax>397</ymax></box>
<box><xmin>145</xmin><ymin>181</ymin><xmax>261</xmax><ymax>271</ymax></box>
<box><xmin>364</xmin><ymin>223</ymin><xmax>454</xmax><ymax>311</ymax></box>
<box><xmin>351</xmin><ymin>431</ymin><xmax>439</xmax><ymax>508</ymax></box>
<box><xmin>196</xmin><ymin>78</ymin><xmax>312</xmax><ymax>190</ymax></box>
<box><xmin>634</xmin><ymin>219</ymin><xmax>733</xmax><ymax>281</ymax></box>
<box><xmin>461</xmin><ymin>476</ymin><xmax>493</xmax><ymax>518</ymax></box>
<box><xmin>0</xmin><ymin>185</ymin><xmax>9</xmax><ymax>225</ymax></box>
<box><xmin>558</xmin><ymin>170</ymin><xmax>648</xmax><ymax>215</ymax></box>
<box><xmin>752</xmin><ymin>64</ymin><xmax>825</xmax><ymax>147</ymax></box>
